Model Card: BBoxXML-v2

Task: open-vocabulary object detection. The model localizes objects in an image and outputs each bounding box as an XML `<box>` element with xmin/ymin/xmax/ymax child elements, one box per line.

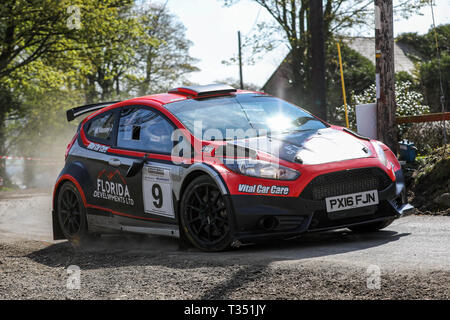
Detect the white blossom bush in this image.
<box><xmin>336</xmin><ymin>81</ymin><xmax>430</xmax><ymax>138</ymax></box>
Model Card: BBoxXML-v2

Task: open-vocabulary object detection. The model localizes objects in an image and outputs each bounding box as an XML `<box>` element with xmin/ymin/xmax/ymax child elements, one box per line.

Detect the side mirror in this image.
<box><xmin>126</xmin><ymin>160</ymin><xmax>144</xmax><ymax>178</ymax></box>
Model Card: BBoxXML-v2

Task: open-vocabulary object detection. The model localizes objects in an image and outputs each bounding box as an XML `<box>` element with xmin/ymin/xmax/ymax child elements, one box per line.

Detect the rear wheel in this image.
<box><xmin>57</xmin><ymin>181</ymin><xmax>90</xmax><ymax>246</ymax></box>
<box><xmin>348</xmin><ymin>219</ymin><xmax>394</xmax><ymax>233</ymax></box>
<box><xmin>179</xmin><ymin>175</ymin><xmax>233</xmax><ymax>251</ymax></box>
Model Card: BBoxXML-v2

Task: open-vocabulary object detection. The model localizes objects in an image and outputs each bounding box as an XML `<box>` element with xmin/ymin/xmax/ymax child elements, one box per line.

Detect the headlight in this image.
<box><xmin>225</xmin><ymin>159</ymin><xmax>300</xmax><ymax>180</ymax></box>
<box><xmin>371</xmin><ymin>141</ymin><xmax>388</xmax><ymax>167</ymax></box>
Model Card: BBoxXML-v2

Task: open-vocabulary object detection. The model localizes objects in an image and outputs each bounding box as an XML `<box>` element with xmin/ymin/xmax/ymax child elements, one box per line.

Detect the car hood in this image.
<box><xmin>230</xmin><ymin>127</ymin><xmax>373</xmax><ymax>165</ymax></box>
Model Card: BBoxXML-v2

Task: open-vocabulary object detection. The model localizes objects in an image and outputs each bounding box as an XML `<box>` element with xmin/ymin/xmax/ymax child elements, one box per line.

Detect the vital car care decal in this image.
<box><xmin>142</xmin><ymin>165</ymin><xmax>175</xmax><ymax>218</ymax></box>
<box><xmin>238</xmin><ymin>184</ymin><xmax>290</xmax><ymax>195</ymax></box>
<box><xmin>93</xmin><ymin>169</ymin><xmax>134</xmax><ymax>205</ymax></box>
<box><xmin>87</xmin><ymin>142</ymin><xmax>109</xmax><ymax>153</ymax></box>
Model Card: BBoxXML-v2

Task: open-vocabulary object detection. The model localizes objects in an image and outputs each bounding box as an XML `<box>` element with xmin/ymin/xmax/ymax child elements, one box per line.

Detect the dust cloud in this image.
<box><xmin>3</xmin><ymin>121</ymin><xmax>80</xmax><ymax>190</ymax></box>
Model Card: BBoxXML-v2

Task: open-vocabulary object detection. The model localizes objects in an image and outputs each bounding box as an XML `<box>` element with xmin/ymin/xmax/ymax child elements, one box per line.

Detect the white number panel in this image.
<box><xmin>142</xmin><ymin>165</ymin><xmax>174</xmax><ymax>218</ymax></box>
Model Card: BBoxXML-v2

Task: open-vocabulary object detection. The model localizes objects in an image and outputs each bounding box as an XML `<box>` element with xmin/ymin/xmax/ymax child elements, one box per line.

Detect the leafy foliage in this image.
<box><xmin>419</xmin><ymin>52</ymin><xmax>450</xmax><ymax>113</ymax></box>
<box><xmin>0</xmin><ymin>1</ymin><xmax>199</xmax><ymax>187</ymax></box>
<box><xmin>397</xmin><ymin>24</ymin><xmax>450</xmax><ymax>113</ymax></box>
<box><xmin>396</xmin><ymin>24</ymin><xmax>450</xmax><ymax>61</ymax></box>
<box><xmin>408</xmin><ymin>144</ymin><xmax>450</xmax><ymax>214</ymax></box>
<box><xmin>222</xmin><ymin>0</ymin><xmax>427</xmax><ymax>117</ymax></box>
<box><xmin>403</xmin><ymin>122</ymin><xmax>450</xmax><ymax>155</ymax></box>
<box><xmin>132</xmin><ymin>4</ymin><xmax>200</xmax><ymax>96</ymax></box>
<box><xmin>326</xmin><ymin>41</ymin><xmax>375</xmax><ymax>120</ymax></box>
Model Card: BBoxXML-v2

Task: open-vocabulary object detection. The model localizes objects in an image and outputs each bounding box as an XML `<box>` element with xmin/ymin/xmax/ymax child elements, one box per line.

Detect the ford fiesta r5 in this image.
<box><xmin>52</xmin><ymin>84</ymin><xmax>413</xmax><ymax>251</ymax></box>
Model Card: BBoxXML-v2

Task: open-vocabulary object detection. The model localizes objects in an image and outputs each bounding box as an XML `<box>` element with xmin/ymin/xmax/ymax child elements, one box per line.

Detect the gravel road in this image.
<box><xmin>0</xmin><ymin>193</ymin><xmax>449</xmax><ymax>299</ymax></box>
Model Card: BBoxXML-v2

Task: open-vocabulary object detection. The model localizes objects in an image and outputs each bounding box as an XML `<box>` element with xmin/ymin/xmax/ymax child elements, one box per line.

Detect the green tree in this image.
<box><xmin>397</xmin><ymin>24</ymin><xmax>450</xmax><ymax>113</ymax></box>
<box><xmin>1</xmin><ymin>1</ymin><xmax>200</xmax><ymax>187</ymax></box>
<box><xmin>326</xmin><ymin>41</ymin><xmax>375</xmax><ymax>120</ymax></box>
<box><xmin>223</xmin><ymin>0</ymin><xmax>426</xmax><ymax>116</ymax></box>
<box><xmin>2</xmin><ymin>53</ymin><xmax>85</xmax><ymax>186</ymax></box>
<box><xmin>71</xmin><ymin>2</ymin><xmax>152</xmax><ymax>102</ymax></box>
<box><xmin>0</xmin><ymin>0</ymin><xmax>70</xmax><ymax>182</ymax></box>
<box><xmin>133</xmin><ymin>3</ymin><xmax>199</xmax><ymax>96</ymax></box>
<box><xmin>0</xmin><ymin>0</ymin><xmax>132</xmax><ymax>184</ymax></box>
<box><xmin>419</xmin><ymin>52</ymin><xmax>449</xmax><ymax>113</ymax></box>
<box><xmin>396</xmin><ymin>24</ymin><xmax>450</xmax><ymax>61</ymax></box>
<box><xmin>0</xmin><ymin>0</ymin><xmax>75</xmax><ymax>79</ymax></box>
<box><xmin>62</xmin><ymin>3</ymin><xmax>198</xmax><ymax>102</ymax></box>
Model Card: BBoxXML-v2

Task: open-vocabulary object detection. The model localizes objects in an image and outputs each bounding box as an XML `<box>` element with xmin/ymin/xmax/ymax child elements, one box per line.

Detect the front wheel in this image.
<box><xmin>348</xmin><ymin>219</ymin><xmax>394</xmax><ymax>233</ymax></box>
<box><xmin>179</xmin><ymin>175</ymin><xmax>234</xmax><ymax>251</ymax></box>
<box><xmin>57</xmin><ymin>181</ymin><xmax>91</xmax><ymax>246</ymax></box>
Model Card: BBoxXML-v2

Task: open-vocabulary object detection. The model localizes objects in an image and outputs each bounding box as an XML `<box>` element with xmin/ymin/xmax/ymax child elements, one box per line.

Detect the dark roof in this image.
<box><xmin>262</xmin><ymin>37</ymin><xmax>420</xmax><ymax>92</ymax></box>
<box><xmin>343</xmin><ymin>37</ymin><xmax>420</xmax><ymax>73</ymax></box>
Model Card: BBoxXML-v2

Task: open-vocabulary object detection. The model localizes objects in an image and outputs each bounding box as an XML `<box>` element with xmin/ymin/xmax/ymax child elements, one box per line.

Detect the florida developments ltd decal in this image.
<box><xmin>238</xmin><ymin>184</ymin><xmax>290</xmax><ymax>195</ymax></box>
<box><xmin>93</xmin><ymin>169</ymin><xmax>134</xmax><ymax>205</ymax></box>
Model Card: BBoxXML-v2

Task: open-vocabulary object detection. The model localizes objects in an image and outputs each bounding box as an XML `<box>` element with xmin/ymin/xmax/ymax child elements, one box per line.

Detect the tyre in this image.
<box><xmin>179</xmin><ymin>175</ymin><xmax>233</xmax><ymax>251</ymax></box>
<box><xmin>57</xmin><ymin>181</ymin><xmax>91</xmax><ymax>246</ymax></box>
<box><xmin>348</xmin><ymin>219</ymin><xmax>394</xmax><ymax>233</ymax></box>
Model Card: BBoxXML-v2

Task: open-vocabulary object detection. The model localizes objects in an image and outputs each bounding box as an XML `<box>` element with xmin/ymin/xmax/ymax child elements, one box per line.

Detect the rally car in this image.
<box><xmin>52</xmin><ymin>84</ymin><xmax>413</xmax><ymax>251</ymax></box>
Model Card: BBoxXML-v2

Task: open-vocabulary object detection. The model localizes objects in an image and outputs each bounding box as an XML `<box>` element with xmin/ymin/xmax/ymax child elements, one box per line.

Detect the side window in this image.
<box><xmin>85</xmin><ymin>112</ymin><xmax>115</xmax><ymax>142</ymax></box>
<box><xmin>117</xmin><ymin>107</ymin><xmax>174</xmax><ymax>154</ymax></box>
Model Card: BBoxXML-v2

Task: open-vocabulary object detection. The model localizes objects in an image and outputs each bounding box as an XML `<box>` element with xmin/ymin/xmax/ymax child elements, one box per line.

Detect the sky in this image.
<box><xmin>164</xmin><ymin>0</ymin><xmax>450</xmax><ymax>89</ymax></box>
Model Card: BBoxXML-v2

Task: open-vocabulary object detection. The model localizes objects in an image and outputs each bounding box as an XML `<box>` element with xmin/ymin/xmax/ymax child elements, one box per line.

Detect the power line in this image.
<box><xmin>244</xmin><ymin>7</ymin><xmax>262</xmax><ymax>38</ymax></box>
<box><xmin>429</xmin><ymin>0</ymin><xmax>447</xmax><ymax>146</ymax></box>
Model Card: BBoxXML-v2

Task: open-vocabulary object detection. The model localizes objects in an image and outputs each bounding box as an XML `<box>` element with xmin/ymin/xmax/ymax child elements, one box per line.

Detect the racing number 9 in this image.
<box><xmin>152</xmin><ymin>184</ymin><xmax>163</xmax><ymax>208</ymax></box>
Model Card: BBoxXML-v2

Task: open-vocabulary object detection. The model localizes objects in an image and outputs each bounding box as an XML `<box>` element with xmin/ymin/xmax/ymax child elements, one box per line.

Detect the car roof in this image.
<box><xmin>136</xmin><ymin>89</ymin><xmax>263</xmax><ymax>106</ymax></box>
<box><xmin>77</xmin><ymin>86</ymin><xmax>265</xmax><ymax>123</ymax></box>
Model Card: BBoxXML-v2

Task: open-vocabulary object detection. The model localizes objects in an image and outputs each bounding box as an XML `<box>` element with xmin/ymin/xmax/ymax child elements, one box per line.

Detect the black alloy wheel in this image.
<box><xmin>180</xmin><ymin>175</ymin><xmax>233</xmax><ymax>251</ymax></box>
<box><xmin>57</xmin><ymin>181</ymin><xmax>89</xmax><ymax>245</ymax></box>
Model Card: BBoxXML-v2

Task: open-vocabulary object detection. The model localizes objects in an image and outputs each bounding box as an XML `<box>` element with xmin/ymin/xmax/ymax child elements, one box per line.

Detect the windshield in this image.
<box><xmin>165</xmin><ymin>94</ymin><xmax>327</xmax><ymax>140</ymax></box>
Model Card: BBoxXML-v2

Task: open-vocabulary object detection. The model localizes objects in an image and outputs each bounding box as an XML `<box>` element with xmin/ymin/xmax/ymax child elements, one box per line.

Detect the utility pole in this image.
<box><xmin>310</xmin><ymin>0</ymin><xmax>327</xmax><ymax>121</ymax></box>
<box><xmin>375</xmin><ymin>0</ymin><xmax>397</xmax><ymax>153</ymax></box>
<box><xmin>238</xmin><ymin>31</ymin><xmax>244</xmax><ymax>90</ymax></box>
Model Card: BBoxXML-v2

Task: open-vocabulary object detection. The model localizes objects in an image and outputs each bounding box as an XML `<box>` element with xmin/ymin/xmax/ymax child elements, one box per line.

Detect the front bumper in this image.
<box><xmin>229</xmin><ymin>169</ymin><xmax>413</xmax><ymax>243</ymax></box>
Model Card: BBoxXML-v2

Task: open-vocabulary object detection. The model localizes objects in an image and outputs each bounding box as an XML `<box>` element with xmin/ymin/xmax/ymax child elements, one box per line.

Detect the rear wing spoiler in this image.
<box><xmin>66</xmin><ymin>101</ymin><xmax>121</xmax><ymax>122</ymax></box>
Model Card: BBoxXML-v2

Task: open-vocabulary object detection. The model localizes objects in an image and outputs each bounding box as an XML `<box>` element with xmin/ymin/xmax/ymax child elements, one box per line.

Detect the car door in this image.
<box><xmin>114</xmin><ymin>105</ymin><xmax>178</xmax><ymax>223</ymax></box>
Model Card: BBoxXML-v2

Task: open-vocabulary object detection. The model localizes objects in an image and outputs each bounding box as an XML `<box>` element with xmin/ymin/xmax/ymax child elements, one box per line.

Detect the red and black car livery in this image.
<box><xmin>53</xmin><ymin>84</ymin><xmax>413</xmax><ymax>251</ymax></box>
